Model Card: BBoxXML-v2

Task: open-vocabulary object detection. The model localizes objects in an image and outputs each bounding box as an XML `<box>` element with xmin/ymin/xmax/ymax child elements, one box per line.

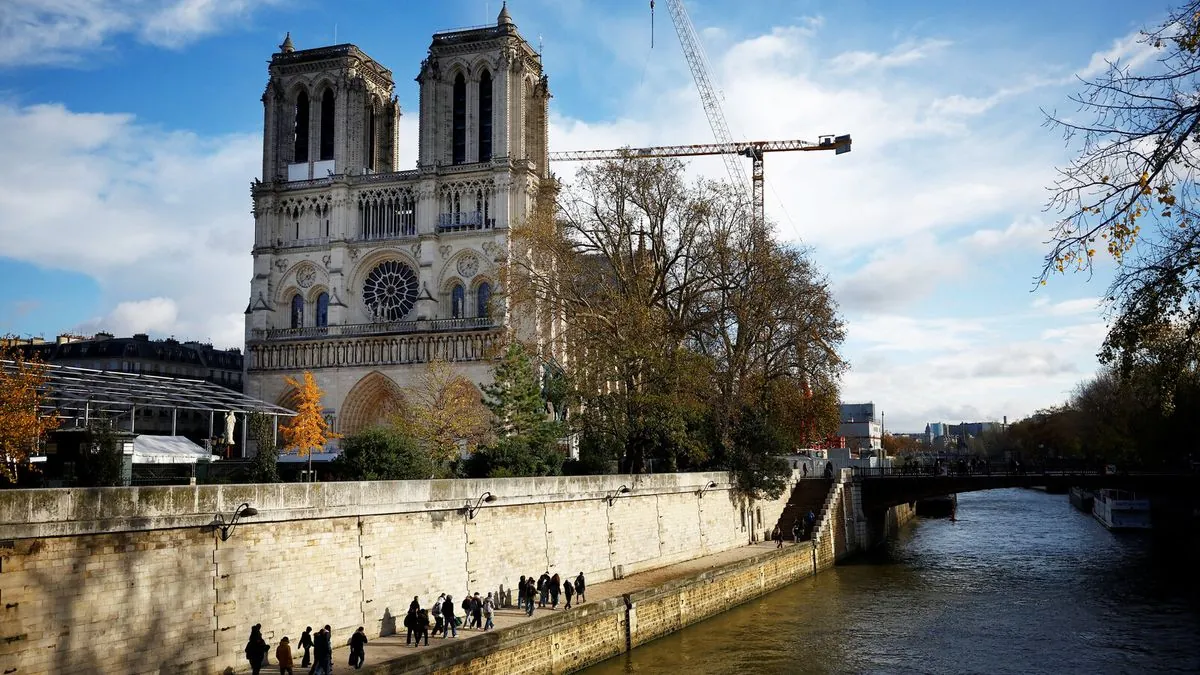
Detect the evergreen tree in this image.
<box><xmin>246</xmin><ymin>411</ymin><xmax>279</xmax><ymax>483</ymax></box>
<box><xmin>468</xmin><ymin>343</ymin><xmax>564</xmax><ymax>477</ymax></box>
<box><xmin>335</xmin><ymin>426</ymin><xmax>433</xmax><ymax>480</ymax></box>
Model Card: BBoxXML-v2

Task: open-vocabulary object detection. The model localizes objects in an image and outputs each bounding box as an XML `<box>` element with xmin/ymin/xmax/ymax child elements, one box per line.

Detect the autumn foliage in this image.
<box><xmin>280</xmin><ymin>371</ymin><xmax>339</xmax><ymax>457</ymax></box>
<box><xmin>0</xmin><ymin>345</ymin><xmax>59</xmax><ymax>482</ymax></box>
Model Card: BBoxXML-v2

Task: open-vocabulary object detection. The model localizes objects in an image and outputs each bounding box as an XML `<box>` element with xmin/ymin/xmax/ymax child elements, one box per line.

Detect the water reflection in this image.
<box><xmin>581</xmin><ymin>489</ymin><xmax>1200</xmax><ymax>675</ymax></box>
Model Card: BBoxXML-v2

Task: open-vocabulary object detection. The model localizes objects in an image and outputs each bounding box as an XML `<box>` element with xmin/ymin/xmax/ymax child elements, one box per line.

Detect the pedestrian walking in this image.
<box><xmin>773</xmin><ymin>525</ymin><xmax>783</xmax><ymax>548</ymax></box>
<box><xmin>483</xmin><ymin>592</ymin><xmax>495</xmax><ymax>630</ymax></box>
<box><xmin>518</xmin><ymin>575</ymin><xmax>527</xmax><ymax>608</ymax></box>
<box><xmin>575</xmin><ymin>572</ymin><xmax>587</xmax><ymax>603</ymax></box>
<box><xmin>524</xmin><ymin>577</ymin><xmax>536</xmax><ymax>616</ymax></box>
<box><xmin>550</xmin><ymin>573</ymin><xmax>561</xmax><ymax>609</ymax></box>
<box><xmin>405</xmin><ymin>604</ymin><xmax>419</xmax><ymax>646</ymax></box>
<box><xmin>442</xmin><ymin>595</ymin><xmax>458</xmax><ymax>638</ymax></box>
<box><xmin>564</xmin><ymin>579</ymin><xmax>574</xmax><ymax>609</ymax></box>
<box><xmin>349</xmin><ymin>626</ymin><xmax>368</xmax><ymax>670</ymax></box>
<box><xmin>432</xmin><ymin>593</ymin><xmax>444</xmax><ymax>635</ymax></box>
<box><xmin>538</xmin><ymin>571</ymin><xmax>550</xmax><ymax>607</ymax></box>
<box><xmin>275</xmin><ymin>636</ymin><xmax>294</xmax><ymax>675</ymax></box>
<box><xmin>310</xmin><ymin>625</ymin><xmax>332</xmax><ymax>675</ymax></box>
<box><xmin>298</xmin><ymin>627</ymin><xmax>313</xmax><ymax>669</ymax></box>
<box><xmin>414</xmin><ymin>609</ymin><xmax>430</xmax><ymax>646</ymax></box>
<box><xmin>802</xmin><ymin>463</ymin><xmax>808</xmax><ymax>478</ymax></box>
<box><xmin>462</xmin><ymin>595</ymin><xmax>475</xmax><ymax>629</ymax></box>
<box><xmin>245</xmin><ymin>624</ymin><xmax>269</xmax><ymax>675</ymax></box>
<box><xmin>791</xmin><ymin>519</ymin><xmax>801</xmax><ymax>543</ymax></box>
<box><xmin>473</xmin><ymin>592</ymin><xmax>484</xmax><ymax>629</ymax></box>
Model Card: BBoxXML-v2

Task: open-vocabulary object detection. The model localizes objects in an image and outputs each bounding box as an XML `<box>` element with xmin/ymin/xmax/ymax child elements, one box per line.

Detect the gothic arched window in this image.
<box><xmin>290</xmin><ymin>294</ymin><xmax>305</xmax><ymax>329</ymax></box>
<box><xmin>450</xmin><ymin>284</ymin><xmax>465</xmax><ymax>319</ymax></box>
<box><xmin>452</xmin><ymin>73</ymin><xmax>466</xmax><ymax>165</ymax></box>
<box><xmin>365</xmin><ymin>101</ymin><xmax>377</xmax><ymax>171</ymax></box>
<box><xmin>476</xmin><ymin>282</ymin><xmax>492</xmax><ymax>319</ymax></box>
<box><xmin>319</xmin><ymin>88</ymin><xmax>336</xmax><ymax>161</ymax></box>
<box><xmin>316</xmin><ymin>292</ymin><xmax>329</xmax><ymax>327</ymax></box>
<box><xmin>294</xmin><ymin>91</ymin><xmax>310</xmax><ymax>162</ymax></box>
<box><xmin>479</xmin><ymin>70</ymin><xmax>493</xmax><ymax>162</ymax></box>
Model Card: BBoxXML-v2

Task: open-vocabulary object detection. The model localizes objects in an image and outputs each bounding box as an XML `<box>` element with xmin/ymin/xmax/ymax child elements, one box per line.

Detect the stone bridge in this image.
<box><xmin>851</xmin><ymin>467</ymin><xmax>1200</xmax><ymax>511</ymax></box>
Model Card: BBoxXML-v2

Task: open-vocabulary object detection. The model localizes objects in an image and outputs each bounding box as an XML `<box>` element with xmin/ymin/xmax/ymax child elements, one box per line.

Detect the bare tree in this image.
<box><xmin>1045</xmin><ymin>2</ymin><xmax>1200</xmax><ymax>390</ymax></box>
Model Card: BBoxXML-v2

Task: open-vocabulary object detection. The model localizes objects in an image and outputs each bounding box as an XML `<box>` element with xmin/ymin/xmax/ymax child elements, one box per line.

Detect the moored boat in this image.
<box><xmin>1092</xmin><ymin>488</ymin><xmax>1151</xmax><ymax>530</ymax></box>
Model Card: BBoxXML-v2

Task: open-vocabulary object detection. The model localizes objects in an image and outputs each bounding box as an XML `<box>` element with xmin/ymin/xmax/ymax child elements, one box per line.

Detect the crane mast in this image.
<box><xmin>664</xmin><ymin>0</ymin><xmax>747</xmax><ymax>194</ymax></box>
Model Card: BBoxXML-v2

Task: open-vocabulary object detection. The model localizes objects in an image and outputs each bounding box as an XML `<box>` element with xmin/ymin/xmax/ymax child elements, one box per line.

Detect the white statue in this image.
<box><xmin>223</xmin><ymin>411</ymin><xmax>237</xmax><ymax>445</ymax></box>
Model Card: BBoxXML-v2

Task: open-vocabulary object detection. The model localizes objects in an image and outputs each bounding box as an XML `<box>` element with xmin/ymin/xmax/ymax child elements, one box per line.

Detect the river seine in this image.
<box><xmin>581</xmin><ymin>488</ymin><xmax>1200</xmax><ymax>674</ymax></box>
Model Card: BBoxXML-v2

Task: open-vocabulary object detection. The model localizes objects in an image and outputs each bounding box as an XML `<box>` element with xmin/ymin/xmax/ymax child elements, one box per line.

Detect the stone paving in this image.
<box><xmin>236</xmin><ymin>540</ymin><xmax>789</xmax><ymax>674</ymax></box>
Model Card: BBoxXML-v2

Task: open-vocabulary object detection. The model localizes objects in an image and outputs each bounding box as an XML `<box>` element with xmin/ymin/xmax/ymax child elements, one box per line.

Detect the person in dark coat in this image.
<box><xmin>245</xmin><ymin>624</ymin><xmax>269</xmax><ymax>675</ymax></box>
<box><xmin>349</xmin><ymin>626</ymin><xmax>368</xmax><ymax>670</ymax></box>
<box><xmin>537</xmin><ymin>572</ymin><xmax>551</xmax><ymax>607</ymax></box>
<box><xmin>524</xmin><ymin>577</ymin><xmax>537</xmax><ymax>616</ymax></box>
<box><xmin>564</xmin><ymin>578</ymin><xmax>575</xmax><ymax>609</ymax></box>
<box><xmin>518</xmin><ymin>575</ymin><xmax>527</xmax><ymax>608</ymax></box>
<box><xmin>773</xmin><ymin>525</ymin><xmax>784</xmax><ymax>548</ymax></box>
<box><xmin>471</xmin><ymin>592</ymin><xmax>483</xmax><ymax>629</ymax></box>
<box><xmin>549</xmin><ymin>573</ymin><xmax>562</xmax><ymax>609</ymax></box>
<box><xmin>442</xmin><ymin>595</ymin><xmax>458</xmax><ymax>638</ymax></box>
<box><xmin>312</xmin><ymin>625</ymin><xmax>332</xmax><ymax>675</ymax></box>
<box><xmin>414</xmin><ymin>608</ymin><xmax>430</xmax><ymax>646</ymax></box>
<box><xmin>575</xmin><ymin>572</ymin><xmax>587</xmax><ymax>603</ymax></box>
<box><xmin>405</xmin><ymin>604</ymin><xmax>419</xmax><ymax>646</ymax></box>
<box><xmin>297</xmin><ymin>627</ymin><xmax>313</xmax><ymax>669</ymax></box>
<box><xmin>432</xmin><ymin>593</ymin><xmax>444</xmax><ymax>635</ymax></box>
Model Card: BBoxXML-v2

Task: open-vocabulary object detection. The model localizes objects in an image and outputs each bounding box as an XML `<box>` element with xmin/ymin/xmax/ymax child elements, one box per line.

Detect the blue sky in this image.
<box><xmin>0</xmin><ymin>0</ymin><xmax>1168</xmax><ymax>431</ymax></box>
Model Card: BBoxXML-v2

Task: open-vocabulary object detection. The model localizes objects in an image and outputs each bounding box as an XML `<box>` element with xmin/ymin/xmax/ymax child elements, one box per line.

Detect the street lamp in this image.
<box><xmin>697</xmin><ymin>481</ymin><xmax>718</xmax><ymax>497</ymax></box>
<box><xmin>211</xmin><ymin>502</ymin><xmax>259</xmax><ymax>541</ymax></box>
<box><xmin>606</xmin><ymin>485</ymin><xmax>630</xmax><ymax>506</ymax></box>
<box><xmin>465</xmin><ymin>492</ymin><xmax>497</xmax><ymax>519</ymax></box>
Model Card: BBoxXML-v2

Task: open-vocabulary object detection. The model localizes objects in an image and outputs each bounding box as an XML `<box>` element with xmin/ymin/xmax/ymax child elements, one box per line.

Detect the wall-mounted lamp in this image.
<box><xmin>211</xmin><ymin>502</ymin><xmax>259</xmax><ymax>541</ymax></box>
<box><xmin>698</xmin><ymin>481</ymin><xmax>718</xmax><ymax>497</ymax></box>
<box><xmin>465</xmin><ymin>492</ymin><xmax>497</xmax><ymax>519</ymax></box>
<box><xmin>606</xmin><ymin>485</ymin><xmax>630</xmax><ymax>506</ymax></box>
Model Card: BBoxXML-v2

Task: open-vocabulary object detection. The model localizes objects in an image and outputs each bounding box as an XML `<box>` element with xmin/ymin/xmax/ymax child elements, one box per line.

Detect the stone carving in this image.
<box><xmin>296</xmin><ymin>263</ymin><xmax>317</xmax><ymax>288</ymax></box>
<box><xmin>439</xmin><ymin>245</ymin><xmax>452</xmax><ymax>260</ymax></box>
<box><xmin>457</xmin><ymin>253</ymin><xmax>479</xmax><ymax>278</ymax></box>
<box><xmin>481</xmin><ymin>242</ymin><xmax>499</xmax><ymax>260</ymax></box>
<box><xmin>349</xmin><ymin>248</ymin><xmax>360</xmax><ymax>259</ymax></box>
<box><xmin>322</xmin><ymin>254</ymin><xmax>332</xmax><ymax>268</ymax></box>
<box><xmin>274</xmin><ymin>258</ymin><xmax>289</xmax><ymax>271</ymax></box>
<box><xmin>410</xmin><ymin>242</ymin><xmax>422</xmax><ymax>258</ymax></box>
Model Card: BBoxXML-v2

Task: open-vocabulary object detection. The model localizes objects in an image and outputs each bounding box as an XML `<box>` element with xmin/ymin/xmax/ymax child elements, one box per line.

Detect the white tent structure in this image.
<box><xmin>132</xmin><ymin>435</ymin><xmax>220</xmax><ymax>464</ymax></box>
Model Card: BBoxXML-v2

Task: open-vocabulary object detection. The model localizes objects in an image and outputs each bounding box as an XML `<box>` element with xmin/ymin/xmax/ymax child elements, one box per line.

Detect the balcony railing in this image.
<box><xmin>250</xmin><ymin>317</ymin><xmax>498</xmax><ymax>341</ymax></box>
<box><xmin>437</xmin><ymin>211</ymin><xmax>495</xmax><ymax>233</ymax></box>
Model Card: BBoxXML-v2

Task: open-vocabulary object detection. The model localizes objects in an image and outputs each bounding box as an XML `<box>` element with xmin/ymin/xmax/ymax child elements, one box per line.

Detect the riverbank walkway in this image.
<box><xmin>235</xmin><ymin>540</ymin><xmax>791</xmax><ymax>674</ymax></box>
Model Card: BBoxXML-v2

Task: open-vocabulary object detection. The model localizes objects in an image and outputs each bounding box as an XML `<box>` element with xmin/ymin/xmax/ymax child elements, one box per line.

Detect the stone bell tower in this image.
<box><xmin>261</xmin><ymin>32</ymin><xmax>401</xmax><ymax>182</ymax></box>
<box><xmin>245</xmin><ymin>6</ymin><xmax>556</xmax><ymax>442</ymax></box>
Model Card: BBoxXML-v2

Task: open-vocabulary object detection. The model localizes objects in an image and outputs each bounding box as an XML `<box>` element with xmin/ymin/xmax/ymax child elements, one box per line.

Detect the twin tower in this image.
<box><xmin>245</xmin><ymin>6</ymin><xmax>553</xmax><ymax>440</ymax></box>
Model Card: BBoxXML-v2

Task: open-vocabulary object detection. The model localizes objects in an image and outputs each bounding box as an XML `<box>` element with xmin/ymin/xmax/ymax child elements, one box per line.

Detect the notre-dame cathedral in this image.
<box><xmin>244</xmin><ymin>4</ymin><xmax>551</xmax><ymax>441</ymax></box>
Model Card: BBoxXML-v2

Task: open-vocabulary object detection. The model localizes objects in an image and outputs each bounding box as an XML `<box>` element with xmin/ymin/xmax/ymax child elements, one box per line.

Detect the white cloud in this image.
<box><xmin>0</xmin><ymin>0</ymin><xmax>280</xmax><ymax>66</ymax></box>
<box><xmin>1036</xmin><ymin>297</ymin><xmax>1103</xmax><ymax>317</ymax></box>
<box><xmin>829</xmin><ymin>38</ymin><xmax>952</xmax><ymax>74</ymax></box>
<box><xmin>835</xmin><ymin>234</ymin><xmax>966</xmax><ymax>312</ymax></box>
<box><xmin>79</xmin><ymin>297</ymin><xmax>179</xmax><ymax>336</ymax></box>
<box><xmin>0</xmin><ymin>102</ymin><xmax>258</xmax><ymax>347</ymax></box>
<box><xmin>1078</xmin><ymin>29</ymin><xmax>1160</xmax><ymax>78</ymax></box>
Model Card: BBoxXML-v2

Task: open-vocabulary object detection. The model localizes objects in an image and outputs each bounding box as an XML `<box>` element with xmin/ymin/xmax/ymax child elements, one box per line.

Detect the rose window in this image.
<box><xmin>362</xmin><ymin>260</ymin><xmax>419</xmax><ymax>322</ymax></box>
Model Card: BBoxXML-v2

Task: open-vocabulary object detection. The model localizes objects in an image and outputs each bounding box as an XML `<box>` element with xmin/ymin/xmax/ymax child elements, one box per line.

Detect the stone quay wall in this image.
<box><xmin>0</xmin><ymin>471</ymin><xmax>797</xmax><ymax>675</ymax></box>
<box><xmin>365</xmin><ymin>470</ymin><xmax>861</xmax><ymax>675</ymax></box>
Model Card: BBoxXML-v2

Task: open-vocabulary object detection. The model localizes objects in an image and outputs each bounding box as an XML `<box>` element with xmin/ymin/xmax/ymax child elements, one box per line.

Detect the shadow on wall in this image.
<box><xmin>381</xmin><ymin>607</ymin><xmax>396</xmax><ymax>637</ymax></box>
<box><xmin>18</xmin><ymin>527</ymin><xmax>212</xmax><ymax>674</ymax></box>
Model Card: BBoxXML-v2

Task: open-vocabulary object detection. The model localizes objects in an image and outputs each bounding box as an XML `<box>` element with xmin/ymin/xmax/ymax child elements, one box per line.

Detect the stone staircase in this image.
<box><xmin>773</xmin><ymin>478</ymin><xmax>833</xmax><ymax>541</ymax></box>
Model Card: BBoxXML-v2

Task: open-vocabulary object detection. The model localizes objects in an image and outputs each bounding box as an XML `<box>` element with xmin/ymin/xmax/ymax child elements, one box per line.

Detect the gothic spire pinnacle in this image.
<box><xmin>279</xmin><ymin>32</ymin><xmax>294</xmax><ymax>53</ymax></box>
<box><xmin>497</xmin><ymin>1</ymin><xmax>513</xmax><ymax>26</ymax></box>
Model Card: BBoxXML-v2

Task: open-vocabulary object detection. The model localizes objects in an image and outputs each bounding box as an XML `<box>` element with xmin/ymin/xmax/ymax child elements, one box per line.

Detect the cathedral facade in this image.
<box><xmin>244</xmin><ymin>6</ymin><xmax>551</xmax><ymax>441</ymax></box>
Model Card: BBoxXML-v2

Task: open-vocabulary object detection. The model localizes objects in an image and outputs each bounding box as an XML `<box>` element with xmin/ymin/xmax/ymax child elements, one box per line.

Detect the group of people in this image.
<box><xmin>245</xmin><ymin>623</ymin><xmax>369</xmax><ymax>674</ymax></box>
<box><xmin>245</xmin><ymin>572</ymin><xmax>590</xmax><ymax>671</ymax></box>
<box><xmin>773</xmin><ymin>510</ymin><xmax>817</xmax><ymax>548</ymax></box>
<box><xmin>516</xmin><ymin>571</ymin><xmax>587</xmax><ymax>616</ymax></box>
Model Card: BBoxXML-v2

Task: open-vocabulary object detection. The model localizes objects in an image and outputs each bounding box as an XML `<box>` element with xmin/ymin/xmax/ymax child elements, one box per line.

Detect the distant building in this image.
<box><xmin>7</xmin><ymin>333</ymin><xmax>245</xmax><ymax>445</ymax></box>
<box><xmin>924</xmin><ymin>420</ymin><xmax>1002</xmax><ymax>450</ymax></box>
<box><xmin>838</xmin><ymin>402</ymin><xmax>882</xmax><ymax>452</ymax></box>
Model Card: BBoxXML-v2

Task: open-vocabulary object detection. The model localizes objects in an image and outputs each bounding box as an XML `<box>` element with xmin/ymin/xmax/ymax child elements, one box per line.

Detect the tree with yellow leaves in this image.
<box><xmin>0</xmin><ymin>345</ymin><xmax>60</xmax><ymax>483</ymax></box>
<box><xmin>1045</xmin><ymin>0</ymin><xmax>1200</xmax><ymax>396</ymax></box>
<box><xmin>395</xmin><ymin>359</ymin><xmax>492</xmax><ymax>475</ymax></box>
<box><xmin>279</xmin><ymin>371</ymin><xmax>340</xmax><ymax>462</ymax></box>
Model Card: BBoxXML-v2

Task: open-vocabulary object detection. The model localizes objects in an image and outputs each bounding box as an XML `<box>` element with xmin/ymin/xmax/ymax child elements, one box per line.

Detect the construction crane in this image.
<box><xmin>548</xmin><ymin>135</ymin><xmax>851</xmax><ymax>227</ymax></box>
<box><xmin>660</xmin><ymin>0</ymin><xmax>746</xmax><ymax>192</ymax></box>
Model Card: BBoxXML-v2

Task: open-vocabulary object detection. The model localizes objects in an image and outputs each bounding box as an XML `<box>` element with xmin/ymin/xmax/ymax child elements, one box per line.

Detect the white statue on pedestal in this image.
<box><xmin>223</xmin><ymin>411</ymin><xmax>237</xmax><ymax>445</ymax></box>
